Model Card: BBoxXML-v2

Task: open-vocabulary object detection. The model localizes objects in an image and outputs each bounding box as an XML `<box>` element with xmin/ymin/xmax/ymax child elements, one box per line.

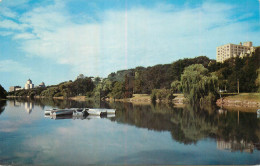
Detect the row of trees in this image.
<box><xmin>8</xmin><ymin>77</ymin><xmax>95</xmax><ymax>98</ymax></box>
<box><xmin>7</xmin><ymin>47</ymin><xmax>260</xmax><ymax>103</ymax></box>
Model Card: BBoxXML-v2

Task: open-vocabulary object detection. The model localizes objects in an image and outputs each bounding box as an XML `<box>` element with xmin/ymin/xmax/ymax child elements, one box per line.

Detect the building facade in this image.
<box><xmin>9</xmin><ymin>86</ymin><xmax>22</xmax><ymax>92</ymax></box>
<box><xmin>216</xmin><ymin>41</ymin><xmax>255</xmax><ymax>63</ymax></box>
<box><xmin>25</xmin><ymin>79</ymin><xmax>34</xmax><ymax>90</ymax></box>
<box><xmin>38</xmin><ymin>82</ymin><xmax>45</xmax><ymax>88</ymax></box>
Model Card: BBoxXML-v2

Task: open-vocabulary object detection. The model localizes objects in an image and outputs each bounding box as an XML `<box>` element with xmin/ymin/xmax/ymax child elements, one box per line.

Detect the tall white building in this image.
<box><xmin>25</xmin><ymin>79</ymin><xmax>34</xmax><ymax>90</ymax></box>
<box><xmin>216</xmin><ymin>41</ymin><xmax>255</xmax><ymax>63</ymax></box>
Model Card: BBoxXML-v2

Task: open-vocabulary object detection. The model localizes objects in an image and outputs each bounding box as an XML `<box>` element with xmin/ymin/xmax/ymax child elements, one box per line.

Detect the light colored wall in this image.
<box><xmin>216</xmin><ymin>42</ymin><xmax>253</xmax><ymax>63</ymax></box>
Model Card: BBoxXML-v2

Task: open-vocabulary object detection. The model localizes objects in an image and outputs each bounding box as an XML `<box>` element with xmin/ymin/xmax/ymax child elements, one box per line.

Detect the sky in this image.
<box><xmin>0</xmin><ymin>0</ymin><xmax>259</xmax><ymax>90</ymax></box>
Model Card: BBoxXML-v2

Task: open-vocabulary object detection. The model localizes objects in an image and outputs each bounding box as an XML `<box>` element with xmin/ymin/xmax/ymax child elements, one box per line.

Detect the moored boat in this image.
<box><xmin>87</xmin><ymin>108</ymin><xmax>116</xmax><ymax>116</ymax></box>
<box><xmin>87</xmin><ymin>109</ymin><xmax>101</xmax><ymax>116</ymax></box>
<box><xmin>50</xmin><ymin>109</ymin><xmax>74</xmax><ymax>116</ymax></box>
<box><xmin>73</xmin><ymin>108</ymin><xmax>88</xmax><ymax>117</ymax></box>
<box><xmin>45</xmin><ymin>108</ymin><xmax>58</xmax><ymax>115</ymax></box>
<box><xmin>45</xmin><ymin>108</ymin><xmax>116</xmax><ymax>117</ymax></box>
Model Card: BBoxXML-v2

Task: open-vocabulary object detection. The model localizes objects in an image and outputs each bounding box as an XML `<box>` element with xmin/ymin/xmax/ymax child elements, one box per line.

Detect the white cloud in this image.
<box><xmin>0</xmin><ymin>31</ymin><xmax>13</xmax><ymax>36</ymax></box>
<box><xmin>2</xmin><ymin>1</ymin><xmax>260</xmax><ymax>77</ymax></box>
<box><xmin>13</xmin><ymin>33</ymin><xmax>36</xmax><ymax>40</ymax></box>
<box><xmin>0</xmin><ymin>6</ymin><xmax>17</xmax><ymax>18</ymax></box>
<box><xmin>0</xmin><ymin>19</ymin><xmax>27</xmax><ymax>31</ymax></box>
<box><xmin>0</xmin><ymin>59</ymin><xmax>32</xmax><ymax>74</ymax></box>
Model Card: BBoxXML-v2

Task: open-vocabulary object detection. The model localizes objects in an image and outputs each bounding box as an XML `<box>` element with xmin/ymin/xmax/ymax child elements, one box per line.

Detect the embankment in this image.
<box><xmin>216</xmin><ymin>93</ymin><xmax>260</xmax><ymax>111</ymax></box>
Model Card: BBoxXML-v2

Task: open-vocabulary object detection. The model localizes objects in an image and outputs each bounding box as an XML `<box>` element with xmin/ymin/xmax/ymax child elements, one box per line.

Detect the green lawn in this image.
<box><xmin>224</xmin><ymin>93</ymin><xmax>260</xmax><ymax>102</ymax></box>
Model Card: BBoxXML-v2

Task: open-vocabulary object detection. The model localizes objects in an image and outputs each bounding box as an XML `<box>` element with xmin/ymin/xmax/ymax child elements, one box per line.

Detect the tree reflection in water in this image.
<box><xmin>110</xmin><ymin>102</ymin><xmax>260</xmax><ymax>152</ymax></box>
<box><xmin>0</xmin><ymin>100</ymin><xmax>7</xmax><ymax>115</ymax></box>
<box><xmin>5</xmin><ymin>98</ymin><xmax>260</xmax><ymax>153</ymax></box>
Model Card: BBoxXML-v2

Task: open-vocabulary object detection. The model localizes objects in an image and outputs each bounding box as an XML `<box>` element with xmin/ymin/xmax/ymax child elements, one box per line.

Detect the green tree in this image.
<box><xmin>109</xmin><ymin>82</ymin><xmax>124</xmax><ymax>99</ymax></box>
<box><xmin>72</xmin><ymin>77</ymin><xmax>94</xmax><ymax>96</ymax></box>
<box><xmin>181</xmin><ymin>64</ymin><xmax>218</xmax><ymax>104</ymax></box>
<box><xmin>171</xmin><ymin>80</ymin><xmax>182</xmax><ymax>93</ymax></box>
<box><xmin>0</xmin><ymin>84</ymin><xmax>7</xmax><ymax>99</ymax></box>
<box><xmin>256</xmin><ymin>68</ymin><xmax>260</xmax><ymax>92</ymax></box>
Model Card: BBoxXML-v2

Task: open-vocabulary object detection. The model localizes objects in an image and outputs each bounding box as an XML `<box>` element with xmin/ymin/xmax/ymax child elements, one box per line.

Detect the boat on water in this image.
<box><xmin>50</xmin><ymin>109</ymin><xmax>74</xmax><ymax>116</ymax></box>
<box><xmin>106</xmin><ymin>114</ymin><xmax>115</xmax><ymax>118</ymax></box>
<box><xmin>45</xmin><ymin>108</ymin><xmax>58</xmax><ymax>115</ymax></box>
<box><xmin>73</xmin><ymin>108</ymin><xmax>88</xmax><ymax>117</ymax></box>
<box><xmin>87</xmin><ymin>108</ymin><xmax>116</xmax><ymax>116</ymax></box>
<box><xmin>45</xmin><ymin>108</ymin><xmax>115</xmax><ymax>117</ymax></box>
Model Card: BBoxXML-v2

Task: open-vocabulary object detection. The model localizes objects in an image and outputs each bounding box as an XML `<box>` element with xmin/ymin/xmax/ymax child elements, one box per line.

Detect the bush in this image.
<box><xmin>151</xmin><ymin>89</ymin><xmax>158</xmax><ymax>102</ymax></box>
<box><xmin>151</xmin><ymin>89</ymin><xmax>173</xmax><ymax>102</ymax></box>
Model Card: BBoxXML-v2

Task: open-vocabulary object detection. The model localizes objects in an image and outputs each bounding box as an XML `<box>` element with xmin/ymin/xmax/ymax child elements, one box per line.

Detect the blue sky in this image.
<box><xmin>0</xmin><ymin>0</ymin><xmax>259</xmax><ymax>90</ymax></box>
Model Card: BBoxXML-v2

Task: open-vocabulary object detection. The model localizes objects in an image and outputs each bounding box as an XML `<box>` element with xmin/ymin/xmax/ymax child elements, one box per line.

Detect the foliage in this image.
<box><xmin>171</xmin><ymin>80</ymin><xmax>182</xmax><ymax>93</ymax></box>
<box><xmin>256</xmin><ymin>68</ymin><xmax>260</xmax><ymax>92</ymax></box>
<box><xmin>107</xmin><ymin>56</ymin><xmax>213</xmax><ymax>94</ymax></box>
<box><xmin>7</xmin><ymin>48</ymin><xmax>260</xmax><ymax>102</ymax></box>
<box><xmin>150</xmin><ymin>89</ymin><xmax>173</xmax><ymax>102</ymax></box>
<box><xmin>0</xmin><ymin>84</ymin><xmax>7</xmax><ymax>99</ymax></box>
<box><xmin>71</xmin><ymin>77</ymin><xmax>94</xmax><ymax>96</ymax></box>
<box><xmin>151</xmin><ymin>89</ymin><xmax>158</xmax><ymax>102</ymax></box>
<box><xmin>181</xmin><ymin>64</ymin><xmax>218</xmax><ymax>104</ymax></box>
<box><xmin>212</xmin><ymin>47</ymin><xmax>260</xmax><ymax>92</ymax></box>
<box><xmin>8</xmin><ymin>77</ymin><xmax>94</xmax><ymax>98</ymax></box>
<box><xmin>91</xmin><ymin>79</ymin><xmax>113</xmax><ymax>99</ymax></box>
<box><xmin>109</xmin><ymin>81</ymin><xmax>125</xmax><ymax>99</ymax></box>
<box><xmin>41</xmin><ymin>87</ymin><xmax>59</xmax><ymax>98</ymax></box>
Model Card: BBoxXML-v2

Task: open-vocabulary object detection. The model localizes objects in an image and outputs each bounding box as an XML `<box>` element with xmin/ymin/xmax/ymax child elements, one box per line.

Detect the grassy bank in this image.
<box><xmin>224</xmin><ymin>93</ymin><xmax>260</xmax><ymax>102</ymax></box>
<box><xmin>216</xmin><ymin>93</ymin><xmax>260</xmax><ymax>111</ymax></box>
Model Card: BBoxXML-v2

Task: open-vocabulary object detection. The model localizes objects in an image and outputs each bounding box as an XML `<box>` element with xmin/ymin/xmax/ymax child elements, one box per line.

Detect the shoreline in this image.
<box><xmin>7</xmin><ymin>94</ymin><xmax>188</xmax><ymax>104</ymax></box>
<box><xmin>7</xmin><ymin>94</ymin><xmax>260</xmax><ymax>111</ymax></box>
<box><xmin>216</xmin><ymin>94</ymin><xmax>260</xmax><ymax>111</ymax></box>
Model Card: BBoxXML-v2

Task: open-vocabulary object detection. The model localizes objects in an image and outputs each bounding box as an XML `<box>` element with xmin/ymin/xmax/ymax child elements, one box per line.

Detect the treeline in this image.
<box><xmin>8</xmin><ymin>76</ymin><xmax>94</xmax><ymax>98</ymax></box>
<box><xmin>0</xmin><ymin>84</ymin><xmax>7</xmax><ymax>99</ymax></box>
<box><xmin>209</xmin><ymin>47</ymin><xmax>260</xmax><ymax>92</ymax></box>
<box><xmin>7</xmin><ymin>47</ymin><xmax>260</xmax><ymax>103</ymax></box>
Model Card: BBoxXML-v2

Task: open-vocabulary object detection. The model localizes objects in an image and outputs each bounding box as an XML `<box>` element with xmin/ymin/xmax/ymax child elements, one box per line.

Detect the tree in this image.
<box><xmin>171</xmin><ymin>80</ymin><xmax>182</xmax><ymax>93</ymax></box>
<box><xmin>181</xmin><ymin>64</ymin><xmax>218</xmax><ymax>104</ymax></box>
<box><xmin>72</xmin><ymin>77</ymin><xmax>94</xmax><ymax>96</ymax></box>
<box><xmin>77</xmin><ymin>74</ymin><xmax>85</xmax><ymax>79</ymax></box>
<box><xmin>0</xmin><ymin>84</ymin><xmax>7</xmax><ymax>99</ymax></box>
<box><xmin>92</xmin><ymin>79</ymin><xmax>113</xmax><ymax>99</ymax></box>
<box><xmin>93</xmin><ymin>77</ymin><xmax>101</xmax><ymax>85</ymax></box>
<box><xmin>256</xmin><ymin>68</ymin><xmax>260</xmax><ymax>92</ymax></box>
<box><xmin>109</xmin><ymin>82</ymin><xmax>124</xmax><ymax>99</ymax></box>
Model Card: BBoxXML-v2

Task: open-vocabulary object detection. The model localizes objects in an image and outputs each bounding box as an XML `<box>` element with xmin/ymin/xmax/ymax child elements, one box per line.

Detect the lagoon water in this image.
<box><xmin>0</xmin><ymin>99</ymin><xmax>259</xmax><ymax>165</ymax></box>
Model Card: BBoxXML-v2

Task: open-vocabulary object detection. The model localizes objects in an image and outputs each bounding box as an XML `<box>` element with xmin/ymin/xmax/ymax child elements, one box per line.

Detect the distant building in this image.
<box><xmin>9</xmin><ymin>86</ymin><xmax>22</xmax><ymax>92</ymax></box>
<box><xmin>216</xmin><ymin>41</ymin><xmax>256</xmax><ymax>63</ymax></box>
<box><xmin>25</xmin><ymin>79</ymin><xmax>34</xmax><ymax>90</ymax></box>
<box><xmin>38</xmin><ymin>82</ymin><xmax>45</xmax><ymax>88</ymax></box>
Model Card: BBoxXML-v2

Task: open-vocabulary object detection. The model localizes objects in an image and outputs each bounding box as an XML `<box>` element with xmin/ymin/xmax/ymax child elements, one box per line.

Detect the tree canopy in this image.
<box><xmin>0</xmin><ymin>84</ymin><xmax>7</xmax><ymax>99</ymax></box>
<box><xmin>181</xmin><ymin>64</ymin><xmax>218</xmax><ymax>103</ymax></box>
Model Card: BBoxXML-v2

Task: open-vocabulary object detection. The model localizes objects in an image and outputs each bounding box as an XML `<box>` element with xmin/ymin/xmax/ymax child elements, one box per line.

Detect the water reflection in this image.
<box><xmin>4</xmin><ymin>98</ymin><xmax>260</xmax><ymax>151</ymax></box>
<box><xmin>116</xmin><ymin>102</ymin><xmax>260</xmax><ymax>152</ymax></box>
<box><xmin>217</xmin><ymin>139</ymin><xmax>255</xmax><ymax>153</ymax></box>
<box><xmin>0</xmin><ymin>100</ymin><xmax>7</xmax><ymax>114</ymax></box>
<box><xmin>0</xmin><ymin>98</ymin><xmax>260</xmax><ymax>165</ymax></box>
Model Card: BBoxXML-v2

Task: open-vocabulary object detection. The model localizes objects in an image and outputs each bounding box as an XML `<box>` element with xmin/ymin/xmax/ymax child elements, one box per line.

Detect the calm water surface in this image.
<box><xmin>0</xmin><ymin>99</ymin><xmax>259</xmax><ymax>165</ymax></box>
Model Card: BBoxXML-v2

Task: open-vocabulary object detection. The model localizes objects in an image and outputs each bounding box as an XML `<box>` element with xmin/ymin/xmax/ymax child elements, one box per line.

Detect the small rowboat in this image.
<box><xmin>87</xmin><ymin>108</ymin><xmax>116</xmax><ymax>116</ymax></box>
<box><xmin>73</xmin><ymin>108</ymin><xmax>87</xmax><ymax>117</ymax></box>
<box><xmin>45</xmin><ymin>108</ymin><xmax>58</xmax><ymax>115</ymax></box>
<box><xmin>45</xmin><ymin>108</ymin><xmax>116</xmax><ymax>117</ymax></box>
<box><xmin>50</xmin><ymin>109</ymin><xmax>74</xmax><ymax>116</ymax></box>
